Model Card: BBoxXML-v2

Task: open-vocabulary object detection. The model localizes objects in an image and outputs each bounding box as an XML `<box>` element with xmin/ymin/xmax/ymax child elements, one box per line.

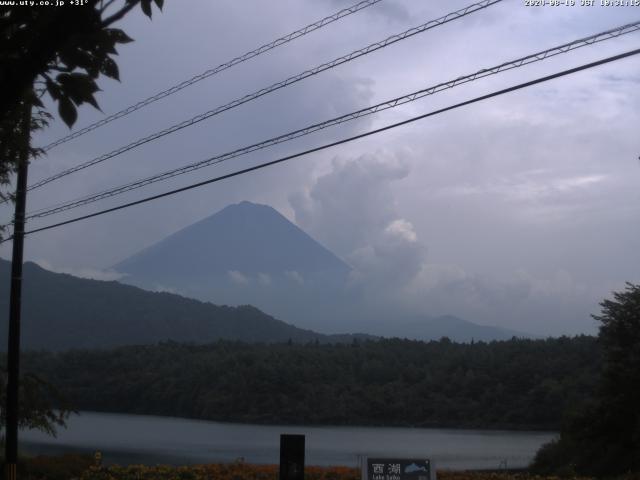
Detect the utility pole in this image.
<box><xmin>5</xmin><ymin>102</ymin><xmax>31</xmax><ymax>480</ymax></box>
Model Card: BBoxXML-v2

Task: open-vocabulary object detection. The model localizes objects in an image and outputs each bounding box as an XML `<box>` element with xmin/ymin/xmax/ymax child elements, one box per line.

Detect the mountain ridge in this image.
<box><xmin>0</xmin><ymin>259</ymin><xmax>371</xmax><ymax>351</ymax></box>
<box><xmin>370</xmin><ymin>314</ymin><xmax>533</xmax><ymax>342</ymax></box>
<box><xmin>0</xmin><ymin>202</ymin><xmax>533</xmax><ymax>348</ymax></box>
<box><xmin>0</xmin><ymin>256</ymin><xmax>532</xmax><ymax>347</ymax></box>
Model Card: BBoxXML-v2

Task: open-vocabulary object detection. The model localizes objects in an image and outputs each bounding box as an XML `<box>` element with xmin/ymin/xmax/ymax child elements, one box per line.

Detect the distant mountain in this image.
<box><xmin>369</xmin><ymin>315</ymin><xmax>533</xmax><ymax>342</ymax></box>
<box><xmin>115</xmin><ymin>201</ymin><xmax>350</xmax><ymax>282</ymax></box>
<box><xmin>0</xmin><ymin>258</ymin><xmax>531</xmax><ymax>349</ymax></box>
<box><xmin>0</xmin><ymin>259</ymin><xmax>371</xmax><ymax>351</ymax></box>
<box><xmin>113</xmin><ymin>201</ymin><xmax>353</xmax><ymax>329</ymax></box>
<box><xmin>112</xmin><ymin>201</ymin><xmax>534</xmax><ymax>340</ymax></box>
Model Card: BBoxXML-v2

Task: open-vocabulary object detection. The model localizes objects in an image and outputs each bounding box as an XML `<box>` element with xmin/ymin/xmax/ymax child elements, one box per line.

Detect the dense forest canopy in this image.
<box><xmin>21</xmin><ymin>336</ymin><xmax>599</xmax><ymax>431</ymax></box>
<box><xmin>532</xmin><ymin>283</ymin><xmax>640</xmax><ymax>477</ymax></box>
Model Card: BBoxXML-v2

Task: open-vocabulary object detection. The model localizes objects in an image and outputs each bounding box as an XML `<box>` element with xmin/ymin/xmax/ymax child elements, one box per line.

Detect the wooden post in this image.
<box><xmin>4</xmin><ymin>102</ymin><xmax>31</xmax><ymax>479</ymax></box>
<box><xmin>279</xmin><ymin>434</ymin><xmax>305</xmax><ymax>480</ymax></box>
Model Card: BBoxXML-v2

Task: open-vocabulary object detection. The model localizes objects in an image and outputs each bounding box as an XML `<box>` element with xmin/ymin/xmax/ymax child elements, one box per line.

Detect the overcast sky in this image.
<box><xmin>1</xmin><ymin>0</ymin><xmax>639</xmax><ymax>336</ymax></box>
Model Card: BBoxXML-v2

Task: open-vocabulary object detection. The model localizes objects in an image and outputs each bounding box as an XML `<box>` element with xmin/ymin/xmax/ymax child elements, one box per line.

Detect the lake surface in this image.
<box><xmin>21</xmin><ymin>412</ymin><xmax>555</xmax><ymax>470</ymax></box>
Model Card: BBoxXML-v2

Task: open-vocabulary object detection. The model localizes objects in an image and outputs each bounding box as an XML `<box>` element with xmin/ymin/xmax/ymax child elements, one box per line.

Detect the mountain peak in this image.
<box><xmin>114</xmin><ymin>201</ymin><xmax>350</xmax><ymax>283</ymax></box>
<box><xmin>233</xmin><ymin>200</ymin><xmax>263</xmax><ymax>208</ymax></box>
<box><xmin>221</xmin><ymin>200</ymin><xmax>273</xmax><ymax>213</ymax></box>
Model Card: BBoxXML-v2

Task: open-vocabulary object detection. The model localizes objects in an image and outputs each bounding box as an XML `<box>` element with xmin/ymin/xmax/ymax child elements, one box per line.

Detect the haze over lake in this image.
<box><xmin>21</xmin><ymin>412</ymin><xmax>555</xmax><ymax>469</ymax></box>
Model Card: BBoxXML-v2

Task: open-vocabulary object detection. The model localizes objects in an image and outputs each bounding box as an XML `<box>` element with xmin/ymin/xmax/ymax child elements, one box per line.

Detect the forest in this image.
<box><xmin>22</xmin><ymin>335</ymin><xmax>599</xmax><ymax>431</ymax></box>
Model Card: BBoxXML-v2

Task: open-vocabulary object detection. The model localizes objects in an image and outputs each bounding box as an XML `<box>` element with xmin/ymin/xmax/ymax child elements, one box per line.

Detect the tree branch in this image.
<box><xmin>99</xmin><ymin>0</ymin><xmax>119</xmax><ymax>14</ymax></box>
<box><xmin>48</xmin><ymin>65</ymin><xmax>74</xmax><ymax>73</ymax></box>
<box><xmin>101</xmin><ymin>1</ymin><xmax>140</xmax><ymax>27</ymax></box>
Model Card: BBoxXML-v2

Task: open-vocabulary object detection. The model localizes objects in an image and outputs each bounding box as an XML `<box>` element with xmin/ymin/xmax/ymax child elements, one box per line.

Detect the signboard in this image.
<box><xmin>364</xmin><ymin>458</ymin><xmax>435</xmax><ymax>480</ymax></box>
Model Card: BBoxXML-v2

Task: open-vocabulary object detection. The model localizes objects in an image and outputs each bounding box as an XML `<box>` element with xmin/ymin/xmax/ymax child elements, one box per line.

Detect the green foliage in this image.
<box><xmin>0</xmin><ymin>364</ymin><xmax>75</xmax><ymax>438</ymax></box>
<box><xmin>531</xmin><ymin>283</ymin><xmax>640</xmax><ymax>477</ymax></box>
<box><xmin>0</xmin><ymin>0</ymin><xmax>163</xmax><ymax>202</ymax></box>
<box><xmin>22</xmin><ymin>336</ymin><xmax>599</xmax><ymax>431</ymax></box>
<box><xmin>595</xmin><ymin>283</ymin><xmax>640</xmax><ymax>415</ymax></box>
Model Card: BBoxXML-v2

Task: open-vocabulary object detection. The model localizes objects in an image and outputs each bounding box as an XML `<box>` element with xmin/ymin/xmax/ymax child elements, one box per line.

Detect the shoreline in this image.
<box><xmin>63</xmin><ymin>409</ymin><xmax>559</xmax><ymax>434</ymax></box>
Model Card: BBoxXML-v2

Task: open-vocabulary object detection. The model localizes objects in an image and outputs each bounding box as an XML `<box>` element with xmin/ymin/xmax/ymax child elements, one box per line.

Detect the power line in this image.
<box><xmin>6</xmin><ymin>47</ymin><xmax>637</xmax><ymax>243</ymax></box>
<box><xmin>40</xmin><ymin>0</ymin><xmax>385</xmax><ymax>152</ymax></box>
<box><xmin>24</xmin><ymin>20</ymin><xmax>640</xmax><ymax>220</ymax></box>
<box><xmin>25</xmin><ymin>0</ymin><xmax>503</xmax><ymax>193</ymax></box>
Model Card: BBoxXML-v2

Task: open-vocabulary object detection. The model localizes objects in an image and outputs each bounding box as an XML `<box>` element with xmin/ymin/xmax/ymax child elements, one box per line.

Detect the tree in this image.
<box><xmin>0</xmin><ymin>0</ymin><xmax>163</xmax><ymax>443</ymax></box>
<box><xmin>532</xmin><ymin>283</ymin><xmax>640</xmax><ymax>477</ymax></box>
<box><xmin>0</xmin><ymin>0</ymin><xmax>164</xmax><ymax>205</ymax></box>
<box><xmin>0</xmin><ymin>367</ymin><xmax>74</xmax><ymax>439</ymax></box>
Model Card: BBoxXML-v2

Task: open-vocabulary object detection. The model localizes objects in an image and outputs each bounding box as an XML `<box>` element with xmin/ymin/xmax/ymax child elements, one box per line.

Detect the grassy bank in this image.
<box><xmin>7</xmin><ymin>456</ymin><xmax>617</xmax><ymax>480</ymax></box>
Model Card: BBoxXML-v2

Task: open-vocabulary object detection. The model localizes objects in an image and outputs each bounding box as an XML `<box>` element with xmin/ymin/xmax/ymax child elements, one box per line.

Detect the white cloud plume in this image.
<box><xmin>228</xmin><ymin>270</ymin><xmax>249</xmax><ymax>286</ymax></box>
<box><xmin>284</xmin><ymin>270</ymin><xmax>304</xmax><ymax>285</ymax></box>
<box><xmin>257</xmin><ymin>273</ymin><xmax>272</xmax><ymax>286</ymax></box>
<box><xmin>32</xmin><ymin>260</ymin><xmax>125</xmax><ymax>282</ymax></box>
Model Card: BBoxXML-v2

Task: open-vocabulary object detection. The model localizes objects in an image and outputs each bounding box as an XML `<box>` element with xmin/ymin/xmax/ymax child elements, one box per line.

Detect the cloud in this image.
<box><xmin>436</xmin><ymin>171</ymin><xmax>613</xmax><ymax>225</ymax></box>
<box><xmin>347</xmin><ymin>218</ymin><xmax>425</xmax><ymax>292</ymax></box>
<box><xmin>149</xmin><ymin>284</ymin><xmax>180</xmax><ymax>295</ymax></box>
<box><xmin>257</xmin><ymin>273</ymin><xmax>272</xmax><ymax>286</ymax></box>
<box><xmin>291</xmin><ymin>152</ymin><xmax>426</xmax><ymax>295</ymax></box>
<box><xmin>401</xmin><ymin>263</ymin><xmax>607</xmax><ymax>336</ymax></box>
<box><xmin>284</xmin><ymin>270</ymin><xmax>304</xmax><ymax>285</ymax></box>
<box><xmin>227</xmin><ymin>270</ymin><xmax>249</xmax><ymax>286</ymax></box>
<box><xmin>385</xmin><ymin>218</ymin><xmax>417</xmax><ymax>243</ymax></box>
<box><xmin>330</xmin><ymin>0</ymin><xmax>410</xmax><ymax>23</ymax></box>
<box><xmin>32</xmin><ymin>260</ymin><xmax>125</xmax><ymax>282</ymax></box>
<box><xmin>290</xmin><ymin>152</ymin><xmax>410</xmax><ymax>256</ymax></box>
<box><xmin>442</xmin><ymin>172</ymin><xmax>609</xmax><ymax>203</ymax></box>
<box><xmin>287</xmin><ymin>147</ymin><xmax>624</xmax><ymax>336</ymax></box>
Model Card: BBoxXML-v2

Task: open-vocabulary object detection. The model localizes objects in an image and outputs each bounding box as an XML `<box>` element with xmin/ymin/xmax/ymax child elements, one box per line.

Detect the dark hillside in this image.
<box><xmin>0</xmin><ymin>259</ymin><xmax>366</xmax><ymax>350</ymax></box>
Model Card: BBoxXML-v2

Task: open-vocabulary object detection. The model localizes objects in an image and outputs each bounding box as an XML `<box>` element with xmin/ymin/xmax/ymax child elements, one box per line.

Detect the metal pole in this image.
<box><xmin>4</xmin><ymin>102</ymin><xmax>31</xmax><ymax>480</ymax></box>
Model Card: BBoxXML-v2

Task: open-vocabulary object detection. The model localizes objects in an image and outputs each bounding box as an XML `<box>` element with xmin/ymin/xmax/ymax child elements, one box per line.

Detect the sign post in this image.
<box><xmin>279</xmin><ymin>434</ymin><xmax>305</xmax><ymax>480</ymax></box>
<box><xmin>364</xmin><ymin>458</ymin><xmax>435</xmax><ymax>480</ymax></box>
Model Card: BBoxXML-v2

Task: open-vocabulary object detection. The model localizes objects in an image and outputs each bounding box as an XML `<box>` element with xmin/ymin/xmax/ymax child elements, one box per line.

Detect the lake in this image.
<box><xmin>21</xmin><ymin>412</ymin><xmax>555</xmax><ymax>470</ymax></box>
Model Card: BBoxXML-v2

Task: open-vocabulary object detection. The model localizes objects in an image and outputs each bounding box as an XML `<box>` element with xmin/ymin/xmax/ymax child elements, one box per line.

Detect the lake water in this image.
<box><xmin>21</xmin><ymin>412</ymin><xmax>556</xmax><ymax>470</ymax></box>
